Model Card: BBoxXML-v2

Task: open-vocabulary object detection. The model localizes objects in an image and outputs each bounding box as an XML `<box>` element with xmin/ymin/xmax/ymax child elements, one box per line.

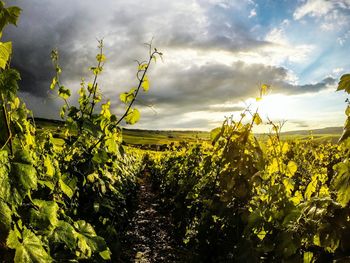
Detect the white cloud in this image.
<box><xmin>293</xmin><ymin>0</ymin><xmax>334</xmax><ymax>20</ymax></box>
<box><xmin>263</xmin><ymin>27</ymin><xmax>315</xmax><ymax>64</ymax></box>
<box><xmin>248</xmin><ymin>8</ymin><xmax>257</xmax><ymax>18</ymax></box>
<box><xmin>337</xmin><ymin>30</ymin><xmax>350</xmax><ymax>45</ymax></box>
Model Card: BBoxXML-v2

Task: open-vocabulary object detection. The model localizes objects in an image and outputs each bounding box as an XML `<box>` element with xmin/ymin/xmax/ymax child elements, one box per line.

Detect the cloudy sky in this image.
<box><xmin>3</xmin><ymin>0</ymin><xmax>350</xmax><ymax>131</ymax></box>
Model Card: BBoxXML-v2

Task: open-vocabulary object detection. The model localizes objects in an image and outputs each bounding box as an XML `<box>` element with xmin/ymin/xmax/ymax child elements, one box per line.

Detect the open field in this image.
<box><xmin>34</xmin><ymin>118</ymin><xmax>342</xmax><ymax>146</ymax></box>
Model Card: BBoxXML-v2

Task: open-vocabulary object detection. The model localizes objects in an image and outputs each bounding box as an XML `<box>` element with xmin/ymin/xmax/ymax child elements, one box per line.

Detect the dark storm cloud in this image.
<box><xmin>3</xmin><ymin>0</ymin><xmax>97</xmax><ymax>97</ymax></box>
<box><xmin>132</xmin><ymin>61</ymin><xmax>335</xmax><ymax>113</ymax></box>
<box><xmin>111</xmin><ymin>60</ymin><xmax>335</xmax><ymax>130</ymax></box>
<box><xmin>279</xmin><ymin>77</ymin><xmax>336</xmax><ymax>94</ymax></box>
<box><xmin>3</xmin><ymin>0</ymin><xmax>268</xmax><ymax>99</ymax></box>
<box><xmin>1</xmin><ymin>0</ymin><xmax>338</xmax><ymax>127</ymax></box>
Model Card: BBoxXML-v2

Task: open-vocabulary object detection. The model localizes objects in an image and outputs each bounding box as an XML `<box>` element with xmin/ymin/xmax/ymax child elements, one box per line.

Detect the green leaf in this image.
<box><xmin>51</xmin><ymin>220</ymin><xmax>77</xmax><ymax>251</ymax></box>
<box><xmin>0</xmin><ymin>41</ymin><xmax>12</xmax><ymax>69</ymax></box>
<box><xmin>332</xmin><ymin>160</ymin><xmax>350</xmax><ymax>207</ymax></box>
<box><xmin>7</xmin><ymin>227</ymin><xmax>53</xmax><ymax>263</ymax></box>
<box><xmin>0</xmin><ymin>68</ymin><xmax>20</xmax><ymax>98</ymax></box>
<box><xmin>11</xmin><ymin>162</ymin><xmax>37</xmax><ymax>192</ymax></box>
<box><xmin>59</xmin><ymin>178</ymin><xmax>74</xmax><ymax>199</ymax></box>
<box><xmin>0</xmin><ymin>5</ymin><xmax>22</xmax><ymax>31</ymax></box>
<box><xmin>58</xmin><ymin>86</ymin><xmax>71</xmax><ymax>100</ymax></box>
<box><xmin>0</xmin><ymin>201</ymin><xmax>12</xmax><ymax>241</ymax></box>
<box><xmin>125</xmin><ymin>108</ymin><xmax>140</xmax><ymax>125</ymax></box>
<box><xmin>6</xmin><ymin>6</ymin><xmax>22</xmax><ymax>26</ymax></box>
<box><xmin>0</xmin><ymin>151</ymin><xmax>11</xmax><ymax>201</ymax></box>
<box><xmin>29</xmin><ymin>199</ymin><xmax>59</xmax><ymax>230</ymax></box>
<box><xmin>14</xmin><ymin>149</ymin><xmax>34</xmax><ymax>165</ymax></box>
<box><xmin>210</xmin><ymin>121</ymin><xmax>226</xmax><ymax>145</ymax></box>
<box><xmin>105</xmin><ymin>134</ymin><xmax>118</xmax><ymax>154</ymax></box>
<box><xmin>119</xmin><ymin>88</ymin><xmax>135</xmax><ymax>103</ymax></box>
<box><xmin>303</xmin><ymin>252</ymin><xmax>314</xmax><ymax>263</ymax></box>
<box><xmin>74</xmin><ymin>220</ymin><xmax>109</xmax><ymax>259</ymax></box>
<box><xmin>337</xmin><ymin>74</ymin><xmax>350</xmax><ymax>93</ymax></box>
<box><xmin>37</xmin><ymin>180</ymin><xmax>55</xmax><ymax>191</ymax></box>
<box><xmin>99</xmin><ymin>250</ymin><xmax>111</xmax><ymax>260</ymax></box>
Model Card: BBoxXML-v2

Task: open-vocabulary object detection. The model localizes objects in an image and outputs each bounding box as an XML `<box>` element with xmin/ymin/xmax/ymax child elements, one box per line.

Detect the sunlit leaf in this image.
<box><xmin>7</xmin><ymin>226</ymin><xmax>53</xmax><ymax>263</ymax></box>
<box><xmin>59</xmin><ymin>178</ymin><xmax>74</xmax><ymax>199</ymax></box>
<box><xmin>74</xmin><ymin>220</ymin><xmax>109</xmax><ymax>259</ymax></box>
<box><xmin>337</xmin><ymin>74</ymin><xmax>350</xmax><ymax>93</ymax></box>
<box><xmin>100</xmin><ymin>101</ymin><xmax>111</xmax><ymax>119</ymax></box>
<box><xmin>303</xmin><ymin>252</ymin><xmax>314</xmax><ymax>263</ymax></box>
<box><xmin>142</xmin><ymin>75</ymin><xmax>150</xmax><ymax>91</ymax></box>
<box><xmin>29</xmin><ymin>199</ymin><xmax>59</xmax><ymax>230</ymax></box>
<box><xmin>286</xmin><ymin>161</ymin><xmax>297</xmax><ymax>177</ymax></box>
<box><xmin>138</xmin><ymin>63</ymin><xmax>148</xmax><ymax>70</ymax></box>
<box><xmin>261</xmin><ymin>84</ymin><xmax>270</xmax><ymax>96</ymax></box>
<box><xmin>125</xmin><ymin>108</ymin><xmax>140</xmax><ymax>125</ymax></box>
<box><xmin>253</xmin><ymin>113</ymin><xmax>262</xmax><ymax>125</ymax></box>
<box><xmin>0</xmin><ymin>201</ymin><xmax>11</xmax><ymax>241</ymax></box>
<box><xmin>282</xmin><ymin>142</ymin><xmax>289</xmax><ymax>154</ymax></box>
<box><xmin>332</xmin><ymin>161</ymin><xmax>350</xmax><ymax>207</ymax></box>
<box><xmin>119</xmin><ymin>88</ymin><xmax>135</xmax><ymax>103</ymax></box>
<box><xmin>0</xmin><ymin>41</ymin><xmax>12</xmax><ymax>69</ymax></box>
<box><xmin>58</xmin><ymin>86</ymin><xmax>71</xmax><ymax>100</ymax></box>
<box><xmin>51</xmin><ymin>220</ymin><xmax>77</xmax><ymax>250</ymax></box>
<box><xmin>44</xmin><ymin>156</ymin><xmax>55</xmax><ymax>177</ymax></box>
<box><xmin>305</xmin><ymin>175</ymin><xmax>317</xmax><ymax>200</ymax></box>
<box><xmin>283</xmin><ymin>178</ymin><xmax>294</xmax><ymax>195</ymax></box>
<box><xmin>96</xmin><ymin>54</ymin><xmax>106</xmax><ymax>62</ymax></box>
<box><xmin>50</xmin><ymin>77</ymin><xmax>57</xmax><ymax>90</ymax></box>
<box><xmin>11</xmin><ymin>162</ymin><xmax>37</xmax><ymax>192</ymax></box>
<box><xmin>99</xmin><ymin>250</ymin><xmax>111</xmax><ymax>260</ymax></box>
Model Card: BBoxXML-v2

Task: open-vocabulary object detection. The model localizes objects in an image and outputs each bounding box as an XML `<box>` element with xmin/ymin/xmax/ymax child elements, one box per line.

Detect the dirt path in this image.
<box><xmin>120</xmin><ymin>176</ymin><xmax>190</xmax><ymax>263</ymax></box>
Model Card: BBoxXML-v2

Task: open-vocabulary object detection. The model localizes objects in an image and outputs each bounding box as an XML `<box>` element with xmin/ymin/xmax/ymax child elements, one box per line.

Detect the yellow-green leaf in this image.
<box><xmin>303</xmin><ymin>252</ymin><xmax>314</xmax><ymax>263</ymax></box>
<box><xmin>59</xmin><ymin>179</ymin><xmax>73</xmax><ymax>199</ymax></box>
<box><xmin>337</xmin><ymin>74</ymin><xmax>350</xmax><ymax>94</ymax></box>
<box><xmin>96</xmin><ymin>54</ymin><xmax>106</xmax><ymax>62</ymax></box>
<box><xmin>286</xmin><ymin>161</ymin><xmax>297</xmax><ymax>177</ymax></box>
<box><xmin>0</xmin><ymin>41</ymin><xmax>12</xmax><ymax>69</ymax></box>
<box><xmin>44</xmin><ymin>157</ymin><xmax>55</xmax><ymax>177</ymax></box>
<box><xmin>125</xmin><ymin>108</ymin><xmax>140</xmax><ymax>125</ymax></box>
<box><xmin>142</xmin><ymin>75</ymin><xmax>150</xmax><ymax>91</ymax></box>
<box><xmin>58</xmin><ymin>86</ymin><xmax>71</xmax><ymax>100</ymax></box>
<box><xmin>50</xmin><ymin>77</ymin><xmax>57</xmax><ymax>90</ymax></box>
<box><xmin>253</xmin><ymin>113</ymin><xmax>262</xmax><ymax>125</ymax></box>
<box><xmin>138</xmin><ymin>63</ymin><xmax>148</xmax><ymax>70</ymax></box>
<box><xmin>261</xmin><ymin>84</ymin><xmax>270</xmax><ymax>96</ymax></box>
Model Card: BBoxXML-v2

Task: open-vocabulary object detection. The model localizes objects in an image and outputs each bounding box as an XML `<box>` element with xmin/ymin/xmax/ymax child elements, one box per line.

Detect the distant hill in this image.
<box><xmin>280</xmin><ymin>126</ymin><xmax>342</xmax><ymax>136</ymax></box>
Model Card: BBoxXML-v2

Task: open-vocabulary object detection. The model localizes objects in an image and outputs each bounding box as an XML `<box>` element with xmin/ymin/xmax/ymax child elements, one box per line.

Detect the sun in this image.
<box><xmin>243</xmin><ymin>94</ymin><xmax>296</xmax><ymax>121</ymax></box>
<box><xmin>258</xmin><ymin>94</ymin><xmax>295</xmax><ymax>120</ymax></box>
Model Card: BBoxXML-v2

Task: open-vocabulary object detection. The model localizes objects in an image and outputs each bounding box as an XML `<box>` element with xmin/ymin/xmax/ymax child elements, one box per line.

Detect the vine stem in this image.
<box><xmin>88</xmin><ymin>49</ymin><xmax>160</xmax><ymax>152</ymax></box>
<box><xmin>116</xmin><ymin>51</ymin><xmax>155</xmax><ymax>126</ymax></box>
<box><xmin>89</xmin><ymin>40</ymin><xmax>104</xmax><ymax>117</ymax></box>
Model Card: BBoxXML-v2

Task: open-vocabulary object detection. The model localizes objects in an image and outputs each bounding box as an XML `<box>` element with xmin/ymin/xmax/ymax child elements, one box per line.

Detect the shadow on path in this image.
<box><xmin>120</xmin><ymin>175</ymin><xmax>190</xmax><ymax>263</ymax></box>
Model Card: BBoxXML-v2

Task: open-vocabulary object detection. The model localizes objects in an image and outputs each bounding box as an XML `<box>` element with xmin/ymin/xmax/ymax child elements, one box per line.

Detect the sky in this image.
<box><xmin>3</xmin><ymin>0</ymin><xmax>350</xmax><ymax>131</ymax></box>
